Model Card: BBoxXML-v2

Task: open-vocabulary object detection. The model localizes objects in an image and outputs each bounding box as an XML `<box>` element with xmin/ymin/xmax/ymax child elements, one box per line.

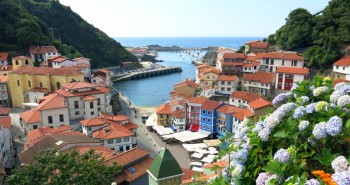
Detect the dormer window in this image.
<box><xmin>25</xmin><ymin>60</ymin><xmax>29</xmax><ymax>65</ymax></box>
<box><xmin>15</xmin><ymin>60</ymin><xmax>19</xmax><ymax>65</ymax></box>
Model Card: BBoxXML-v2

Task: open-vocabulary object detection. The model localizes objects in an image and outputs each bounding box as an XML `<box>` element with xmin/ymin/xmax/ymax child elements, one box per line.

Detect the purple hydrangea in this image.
<box><xmin>332</xmin><ymin>171</ymin><xmax>350</xmax><ymax>185</ymax></box>
<box><xmin>326</xmin><ymin>116</ymin><xmax>343</xmax><ymax>136</ymax></box>
<box><xmin>305</xmin><ymin>103</ymin><xmax>317</xmax><ymax>113</ymax></box>
<box><xmin>305</xmin><ymin>179</ymin><xmax>320</xmax><ymax>185</ymax></box>
<box><xmin>298</xmin><ymin>120</ymin><xmax>310</xmax><ymax>131</ymax></box>
<box><xmin>235</xmin><ymin>149</ymin><xmax>249</xmax><ymax>161</ymax></box>
<box><xmin>331</xmin><ymin>156</ymin><xmax>349</xmax><ymax>173</ymax></box>
<box><xmin>299</xmin><ymin>96</ymin><xmax>310</xmax><ymax>105</ymax></box>
<box><xmin>293</xmin><ymin>106</ymin><xmax>306</xmax><ymax>119</ymax></box>
<box><xmin>254</xmin><ymin>121</ymin><xmax>266</xmax><ymax>132</ymax></box>
<box><xmin>310</xmin><ymin>85</ymin><xmax>315</xmax><ymax>90</ymax></box>
<box><xmin>334</xmin><ymin>82</ymin><xmax>347</xmax><ymax>91</ymax></box>
<box><xmin>221</xmin><ymin>167</ymin><xmax>228</xmax><ymax>178</ymax></box>
<box><xmin>271</xmin><ymin>110</ymin><xmax>285</xmax><ymax>121</ymax></box>
<box><xmin>256</xmin><ymin>173</ymin><xmax>271</xmax><ymax>185</ymax></box>
<box><xmin>337</xmin><ymin>95</ymin><xmax>350</xmax><ymax>108</ymax></box>
<box><xmin>313</xmin><ymin>86</ymin><xmax>329</xmax><ymax>96</ymax></box>
<box><xmin>273</xmin><ymin>148</ymin><xmax>290</xmax><ymax>163</ymax></box>
<box><xmin>231</xmin><ymin>164</ymin><xmax>244</xmax><ymax>176</ymax></box>
<box><xmin>272</xmin><ymin>92</ymin><xmax>291</xmax><ymax>107</ymax></box>
<box><xmin>265</xmin><ymin>115</ymin><xmax>280</xmax><ymax>130</ymax></box>
<box><xmin>312</xmin><ymin>122</ymin><xmax>327</xmax><ymax>139</ymax></box>
<box><xmin>291</xmin><ymin>83</ymin><xmax>298</xmax><ymax>91</ymax></box>
<box><xmin>330</xmin><ymin>90</ymin><xmax>344</xmax><ymax>104</ymax></box>
<box><xmin>277</xmin><ymin>102</ymin><xmax>298</xmax><ymax>114</ymax></box>
<box><xmin>258</xmin><ymin>128</ymin><xmax>271</xmax><ymax>142</ymax></box>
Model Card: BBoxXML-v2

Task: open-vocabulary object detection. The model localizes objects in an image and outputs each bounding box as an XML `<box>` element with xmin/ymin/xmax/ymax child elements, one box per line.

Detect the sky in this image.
<box><xmin>59</xmin><ymin>0</ymin><xmax>330</xmax><ymax>37</ymax></box>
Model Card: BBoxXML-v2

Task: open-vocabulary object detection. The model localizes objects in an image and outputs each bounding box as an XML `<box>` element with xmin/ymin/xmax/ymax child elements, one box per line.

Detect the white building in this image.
<box><xmin>232</xmin><ymin>110</ymin><xmax>253</xmax><ymax>138</ymax></box>
<box><xmin>256</xmin><ymin>52</ymin><xmax>304</xmax><ymax>72</ymax></box>
<box><xmin>29</xmin><ymin>46</ymin><xmax>60</xmax><ymax>62</ymax></box>
<box><xmin>275</xmin><ymin>67</ymin><xmax>309</xmax><ymax>91</ymax></box>
<box><xmin>333</xmin><ymin>55</ymin><xmax>350</xmax><ymax>80</ymax></box>
<box><xmin>0</xmin><ymin>76</ymin><xmax>10</xmax><ymax>107</ymax></box>
<box><xmin>74</xmin><ymin>57</ymin><xmax>92</xmax><ymax>81</ymax></box>
<box><xmin>28</xmin><ymin>87</ymin><xmax>50</xmax><ymax>104</ymax></box>
<box><xmin>217</xmin><ymin>75</ymin><xmax>239</xmax><ymax>95</ymax></box>
<box><xmin>229</xmin><ymin>91</ymin><xmax>261</xmax><ymax>108</ymax></box>
<box><xmin>242</xmin><ymin>71</ymin><xmax>276</xmax><ymax>97</ymax></box>
<box><xmin>92</xmin><ymin>70</ymin><xmax>112</xmax><ymax>87</ymax></box>
<box><xmin>49</xmin><ymin>56</ymin><xmax>74</xmax><ymax>68</ymax></box>
<box><xmin>171</xmin><ymin>110</ymin><xmax>186</xmax><ymax>132</ymax></box>
<box><xmin>0</xmin><ymin>52</ymin><xmax>8</xmax><ymax>66</ymax></box>
<box><xmin>0</xmin><ymin>108</ymin><xmax>15</xmax><ymax>168</ymax></box>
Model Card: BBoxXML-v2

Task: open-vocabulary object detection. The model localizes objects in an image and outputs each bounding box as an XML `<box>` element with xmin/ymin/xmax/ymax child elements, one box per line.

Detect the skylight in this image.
<box><xmin>127</xmin><ymin>167</ymin><xmax>136</xmax><ymax>174</ymax></box>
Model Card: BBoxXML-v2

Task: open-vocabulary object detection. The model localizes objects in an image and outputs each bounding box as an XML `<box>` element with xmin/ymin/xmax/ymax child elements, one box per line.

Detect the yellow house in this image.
<box><xmin>8</xmin><ymin>66</ymin><xmax>84</xmax><ymax>108</ymax></box>
<box><xmin>12</xmin><ymin>56</ymin><xmax>33</xmax><ymax>70</ymax></box>
<box><xmin>156</xmin><ymin>103</ymin><xmax>172</xmax><ymax>126</ymax></box>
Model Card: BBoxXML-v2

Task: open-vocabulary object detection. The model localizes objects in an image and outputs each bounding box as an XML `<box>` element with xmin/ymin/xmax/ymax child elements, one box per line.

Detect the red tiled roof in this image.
<box><xmin>12</xmin><ymin>56</ymin><xmax>31</xmax><ymax>60</ymax></box>
<box><xmin>156</xmin><ymin>104</ymin><xmax>172</xmax><ymax>114</ymax></box>
<box><xmin>230</xmin><ymin>91</ymin><xmax>261</xmax><ymax>102</ymax></box>
<box><xmin>243</xmin><ymin>62</ymin><xmax>260</xmax><ymax>67</ymax></box>
<box><xmin>73</xmin><ymin>57</ymin><xmax>91</xmax><ymax>61</ymax></box>
<box><xmin>80</xmin><ymin>118</ymin><xmax>109</xmax><ymax>127</ymax></box>
<box><xmin>36</xmin><ymin>93</ymin><xmax>67</xmax><ymax>111</ymax></box>
<box><xmin>248</xmin><ymin>98</ymin><xmax>273</xmax><ymax>110</ymax></box>
<box><xmin>182</xmin><ymin>168</ymin><xmax>202</xmax><ymax>183</ymax></box>
<box><xmin>247</xmin><ymin>41</ymin><xmax>269</xmax><ymax>49</ymax></box>
<box><xmin>0</xmin><ymin>117</ymin><xmax>11</xmax><ymax>129</ymax></box>
<box><xmin>196</xmin><ymin>64</ymin><xmax>211</xmax><ymax>69</ymax></box>
<box><xmin>68</xmin><ymin>146</ymin><xmax>116</xmax><ymax>160</ymax></box>
<box><xmin>255</xmin><ymin>52</ymin><xmax>304</xmax><ymax>60</ymax></box>
<box><xmin>92</xmin><ymin>123</ymin><xmax>134</xmax><ymax>140</ymax></box>
<box><xmin>243</xmin><ymin>71</ymin><xmax>275</xmax><ymax>84</ymax></box>
<box><xmin>62</xmin><ymin>81</ymin><xmax>98</xmax><ymax>90</ymax></box>
<box><xmin>29</xmin><ymin>46</ymin><xmax>58</xmax><ymax>54</ymax></box>
<box><xmin>20</xmin><ymin>109</ymin><xmax>41</xmax><ymax>124</ymax></box>
<box><xmin>0</xmin><ymin>76</ymin><xmax>8</xmax><ymax>83</ymax></box>
<box><xmin>75</xmin><ymin>63</ymin><xmax>90</xmax><ymax>68</ymax></box>
<box><xmin>0</xmin><ymin>52</ymin><xmax>8</xmax><ymax>61</ymax></box>
<box><xmin>100</xmin><ymin>113</ymin><xmax>130</xmax><ymax>122</ymax></box>
<box><xmin>218</xmin><ymin>75</ymin><xmax>238</xmax><ymax>81</ymax></box>
<box><xmin>105</xmin><ymin>147</ymin><xmax>150</xmax><ymax>167</ymax></box>
<box><xmin>119</xmin><ymin>157</ymin><xmax>153</xmax><ymax>183</ymax></box>
<box><xmin>201</xmin><ymin>67</ymin><xmax>220</xmax><ymax>75</ymax></box>
<box><xmin>217</xmin><ymin>105</ymin><xmax>237</xmax><ymax>114</ymax></box>
<box><xmin>188</xmin><ymin>97</ymin><xmax>207</xmax><ymax>104</ymax></box>
<box><xmin>201</xmin><ymin>100</ymin><xmax>222</xmax><ymax>111</ymax></box>
<box><xmin>48</xmin><ymin>56</ymin><xmax>68</xmax><ymax>63</ymax></box>
<box><xmin>81</xmin><ymin>95</ymin><xmax>97</xmax><ymax>101</ymax></box>
<box><xmin>334</xmin><ymin>55</ymin><xmax>350</xmax><ymax>66</ymax></box>
<box><xmin>97</xmin><ymin>69</ymin><xmax>109</xmax><ymax>74</ymax></box>
<box><xmin>27</xmin><ymin>125</ymin><xmax>73</xmax><ymax>146</ymax></box>
<box><xmin>171</xmin><ymin>110</ymin><xmax>185</xmax><ymax>118</ymax></box>
<box><xmin>232</xmin><ymin>109</ymin><xmax>254</xmax><ymax>120</ymax></box>
<box><xmin>276</xmin><ymin>67</ymin><xmax>309</xmax><ymax>75</ymax></box>
<box><xmin>245</xmin><ymin>55</ymin><xmax>257</xmax><ymax>61</ymax></box>
<box><xmin>334</xmin><ymin>78</ymin><xmax>349</xmax><ymax>86</ymax></box>
<box><xmin>0</xmin><ymin>107</ymin><xmax>10</xmax><ymax>115</ymax></box>
<box><xmin>56</xmin><ymin>86</ymin><xmax>109</xmax><ymax>97</ymax></box>
<box><xmin>10</xmin><ymin>66</ymin><xmax>82</xmax><ymax>76</ymax></box>
<box><xmin>203</xmin><ymin>160</ymin><xmax>228</xmax><ymax>168</ymax></box>
<box><xmin>223</xmin><ymin>53</ymin><xmax>245</xmax><ymax>59</ymax></box>
<box><xmin>174</xmin><ymin>79</ymin><xmax>199</xmax><ymax>89</ymax></box>
<box><xmin>123</xmin><ymin>122</ymin><xmax>139</xmax><ymax>130</ymax></box>
<box><xmin>29</xmin><ymin>87</ymin><xmax>50</xmax><ymax>93</ymax></box>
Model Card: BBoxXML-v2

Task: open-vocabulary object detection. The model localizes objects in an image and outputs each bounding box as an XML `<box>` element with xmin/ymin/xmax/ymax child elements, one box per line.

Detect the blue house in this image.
<box><xmin>215</xmin><ymin>104</ymin><xmax>235</xmax><ymax>138</ymax></box>
<box><xmin>199</xmin><ymin>100</ymin><xmax>223</xmax><ymax>133</ymax></box>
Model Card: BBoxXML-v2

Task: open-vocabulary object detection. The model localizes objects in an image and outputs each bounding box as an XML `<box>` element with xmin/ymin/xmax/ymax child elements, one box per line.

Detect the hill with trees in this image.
<box><xmin>0</xmin><ymin>0</ymin><xmax>137</xmax><ymax>68</ymax></box>
<box><xmin>266</xmin><ymin>0</ymin><xmax>350</xmax><ymax>70</ymax></box>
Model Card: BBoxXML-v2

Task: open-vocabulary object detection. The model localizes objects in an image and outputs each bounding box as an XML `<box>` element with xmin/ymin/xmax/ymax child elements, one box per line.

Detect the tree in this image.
<box><xmin>236</xmin><ymin>45</ymin><xmax>245</xmax><ymax>53</ymax></box>
<box><xmin>6</xmin><ymin>149</ymin><xmax>120</xmax><ymax>185</ymax></box>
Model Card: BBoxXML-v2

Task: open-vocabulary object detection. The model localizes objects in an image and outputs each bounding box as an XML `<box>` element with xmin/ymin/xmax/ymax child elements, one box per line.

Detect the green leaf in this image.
<box><xmin>345</xmin><ymin>119</ymin><xmax>350</xmax><ymax>130</ymax></box>
<box><xmin>273</xmin><ymin>130</ymin><xmax>289</xmax><ymax>138</ymax></box>
<box><xmin>262</xmin><ymin>161</ymin><xmax>283</xmax><ymax>175</ymax></box>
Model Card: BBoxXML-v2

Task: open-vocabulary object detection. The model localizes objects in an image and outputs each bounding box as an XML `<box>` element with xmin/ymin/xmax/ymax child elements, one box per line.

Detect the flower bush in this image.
<box><xmin>214</xmin><ymin>76</ymin><xmax>350</xmax><ymax>185</ymax></box>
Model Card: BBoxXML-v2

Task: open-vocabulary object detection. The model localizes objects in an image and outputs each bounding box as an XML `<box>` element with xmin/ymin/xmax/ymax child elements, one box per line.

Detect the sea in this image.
<box><xmin>113</xmin><ymin>37</ymin><xmax>263</xmax><ymax>107</ymax></box>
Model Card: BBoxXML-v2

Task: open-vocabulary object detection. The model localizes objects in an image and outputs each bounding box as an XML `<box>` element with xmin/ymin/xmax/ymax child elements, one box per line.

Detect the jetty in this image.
<box><xmin>112</xmin><ymin>66</ymin><xmax>182</xmax><ymax>82</ymax></box>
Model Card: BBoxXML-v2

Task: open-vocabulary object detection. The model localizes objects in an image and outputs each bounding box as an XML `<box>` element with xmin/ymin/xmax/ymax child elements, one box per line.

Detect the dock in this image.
<box><xmin>112</xmin><ymin>66</ymin><xmax>182</xmax><ymax>82</ymax></box>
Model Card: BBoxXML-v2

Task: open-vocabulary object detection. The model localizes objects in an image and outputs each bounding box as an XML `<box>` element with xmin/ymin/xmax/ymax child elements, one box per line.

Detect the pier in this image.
<box><xmin>112</xmin><ymin>66</ymin><xmax>182</xmax><ymax>82</ymax></box>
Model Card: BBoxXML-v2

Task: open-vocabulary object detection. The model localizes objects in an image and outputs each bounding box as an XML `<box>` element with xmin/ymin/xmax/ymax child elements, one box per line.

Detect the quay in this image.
<box><xmin>112</xmin><ymin>66</ymin><xmax>182</xmax><ymax>82</ymax></box>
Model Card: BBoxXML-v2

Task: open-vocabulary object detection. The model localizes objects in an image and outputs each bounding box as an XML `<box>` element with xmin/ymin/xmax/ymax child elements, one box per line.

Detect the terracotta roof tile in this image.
<box><xmin>68</xmin><ymin>146</ymin><xmax>116</xmax><ymax>160</ymax></box>
<box><xmin>29</xmin><ymin>87</ymin><xmax>50</xmax><ymax>93</ymax></box>
<box><xmin>29</xmin><ymin>46</ymin><xmax>58</xmax><ymax>54</ymax></box>
<box><xmin>201</xmin><ymin>100</ymin><xmax>222</xmax><ymax>111</ymax></box>
<box><xmin>243</xmin><ymin>61</ymin><xmax>260</xmax><ymax>67</ymax></box>
<box><xmin>97</xmin><ymin>69</ymin><xmax>109</xmax><ymax>74</ymax></box>
<box><xmin>196</xmin><ymin>64</ymin><xmax>211</xmax><ymax>69</ymax></box>
<box><xmin>0</xmin><ymin>52</ymin><xmax>8</xmax><ymax>61</ymax></box>
<box><xmin>230</xmin><ymin>91</ymin><xmax>261</xmax><ymax>102</ymax></box>
<box><xmin>81</xmin><ymin>95</ymin><xmax>97</xmax><ymax>101</ymax></box>
<box><xmin>156</xmin><ymin>104</ymin><xmax>172</xmax><ymax>114</ymax></box>
<box><xmin>276</xmin><ymin>67</ymin><xmax>309</xmax><ymax>75</ymax></box>
<box><xmin>248</xmin><ymin>98</ymin><xmax>273</xmax><ymax>110</ymax></box>
<box><xmin>36</xmin><ymin>93</ymin><xmax>67</xmax><ymax>111</ymax></box>
<box><xmin>123</xmin><ymin>122</ymin><xmax>139</xmax><ymax>130</ymax></box>
<box><xmin>105</xmin><ymin>147</ymin><xmax>150</xmax><ymax>167</ymax></box>
<box><xmin>188</xmin><ymin>97</ymin><xmax>207</xmax><ymax>104</ymax></box>
<box><xmin>245</xmin><ymin>55</ymin><xmax>257</xmax><ymax>61</ymax></box>
<box><xmin>10</xmin><ymin>66</ymin><xmax>82</xmax><ymax>76</ymax></box>
<box><xmin>0</xmin><ymin>65</ymin><xmax>12</xmax><ymax>72</ymax></box>
<box><xmin>222</xmin><ymin>62</ymin><xmax>244</xmax><ymax>66</ymax></box>
<box><xmin>182</xmin><ymin>168</ymin><xmax>202</xmax><ymax>183</ymax></box>
<box><xmin>27</xmin><ymin>126</ymin><xmax>73</xmax><ymax>147</ymax></box>
<box><xmin>247</xmin><ymin>41</ymin><xmax>269</xmax><ymax>48</ymax></box>
<box><xmin>203</xmin><ymin>160</ymin><xmax>228</xmax><ymax>168</ymax></box>
<box><xmin>0</xmin><ymin>117</ymin><xmax>11</xmax><ymax>128</ymax></box>
<box><xmin>92</xmin><ymin>123</ymin><xmax>134</xmax><ymax>140</ymax></box>
<box><xmin>334</xmin><ymin>78</ymin><xmax>349</xmax><ymax>86</ymax></box>
<box><xmin>62</xmin><ymin>82</ymin><xmax>98</xmax><ymax>90</ymax></box>
<box><xmin>232</xmin><ymin>109</ymin><xmax>254</xmax><ymax>120</ymax></box>
<box><xmin>255</xmin><ymin>52</ymin><xmax>304</xmax><ymax>60</ymax></box>
<box><xmin>56</xmin><ymin>86</ymin><xmax>110</xmax><ymax>97</ymax></box>
<box><xmin>333</xmin><ymin>55</ymin><xmax>350</xmax><ymax>66</ymax></box>
<box><xmin>122</xmin><ymin>157</ymin><xmax>153</xmax><ymax>182</ymax></box>
<box><xmin>200</xmin><ymin>67</ymin><xmax>220</xmax><ymax>75</ymax></box>
<box><xmin>100</xmin><ymin>113</ymin><xmax>130</xmax><ymax>122</ymax></box>
<box><xmin>19</xmin><ymin>109</ymin><xmax>41</xmax><ymax>124</ymax></box>
<box><xmin>171</xmin><ymin>110</ymin><xmax>185</xmax><ymax>118</ymax></box>
<box><xmin>49</xmin><ymin>56</ymin><xmax>69</xmax><ymax>63</ymax></box>
<box><xmin>0</xmin><ymin>107</ymin><xmax>10</xmax><ymax>115</ymax></box>
<box><xmin>73</xmin><ymin>57</ymin><xmax>91</xmax><ymax>61</ymax></box>
<box><xmin>218</xmin><ymin>75</ymin><xmax>238</xmax><ymax>81</ymax></box>
<box><xmin>12</xmin><ymin>56</ymin><xmax>31</xmax><ymax>60</ymax></box>
<box><xmin>223</xmin><ymin>53</ymin><xmax>245</xmax><ymax>59</ymax></box>
<box><xmin>243</xmin><ymin>71</ymin><xmax>275</xmax><ymax>84</ymax></box>
<box><xmin>80</xmin><ymin>118</ymin><xmax>108</xmax><ymax>127</ymax></box>
<box><xmin>174</xmin><ymin>79</ymin><xmax>199</xmax><ymax>89</ymax></box>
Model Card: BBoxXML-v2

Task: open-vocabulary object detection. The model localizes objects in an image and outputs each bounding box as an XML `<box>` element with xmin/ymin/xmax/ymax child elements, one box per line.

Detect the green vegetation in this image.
<box><xmin>6</xmin><ymin>149</ymin><xmax>120</xmax><ymax>185</ymax></box>
<box><xmin>0</xmin><ymin>0</ymin><xmax>137</xmax><ymax>68</ymax></box>
<box><xmin>269</xmin><ymin>0</ymin><xmax>350</xmax><ymax>70</ymax></box>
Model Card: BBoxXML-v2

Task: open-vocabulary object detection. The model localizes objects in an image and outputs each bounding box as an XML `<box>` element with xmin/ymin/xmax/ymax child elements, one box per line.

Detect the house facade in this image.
<box><xmin>0</xmin><ymin>76</ymin><xmax>10</xmax><ymax>107</ymax></box>
<box><xmin>244</xmin><ymin>40</ymin><xmax>272</xmax><ymax>53</ymax></box>
<box><xmin>199</xmin><ymin>100</ymin><xmax>223</xmax><ymax>133</ymax></box>
<box><xmin>256</xmin><ymin>52</ymin><xmax>304</xmax><ymax>73</ymax></box>
<box><xmin>229</xmin><ymin>91</ymin><xmax>261</xmax><ymax>108</ymax></box>
<box><xmin>0</xmin><ymin>108</ymin><xmax>15</xmax><ymax>168</ymax></box>
<box><xmin>242</xmin><ymin>71</ymin><xmax>276</xmax><ymax>97</ymax></box>
<box><xmin>171</xmin><ymin>110</ymin><xmax>186</xmax><ymax>132</ymax></box>
<box><xmin>217</xmin><ymin>75</ymin><xmax>238</xmax><ymax>95</ymax></box>
<box><xmin>29</xmin><ymin>46</ymin><xmax>60</xmax><ymax>62</ymax></box>
<box><xmin>275</xmin><ymin>67</ymin><xmax>309</xmax><ymax>90</ymax></box>
<box><xmin>332</xmin><ymin>55</ymin><xmax>350</xmax><ymax>80</ymax></box>
<box><xmin>74</xmin><ymin>57</ymin><xmax>92</xmax><ymax>82</ymax></box>
<box><xmin>12</xmin><ymin>56</ymin><xmax>33</xmax><ymax>70</ymax></box>
<box><xmin>92</xmin><ymin>69</ymin><xmax>111</xmax><ymax>87</ymax></box>
<box><xmin>156</xmin><ymin>104</ymin><xmax>172</xmax><ymax>126</ymax></box>
<box><xmin>221</xmin><ymin>53</ymin><xmax>245</xmax><ymax>75</ymax></box>
<box><xmin>186</xmin><ymin>97</ymin><xmax>207</xmax><ymax>131</ymax></box>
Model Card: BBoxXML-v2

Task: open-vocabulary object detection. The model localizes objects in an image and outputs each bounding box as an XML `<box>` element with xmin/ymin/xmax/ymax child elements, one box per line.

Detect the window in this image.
<box><xmin>343</xmin><ymin>67</ymin><xmax>346</xmax><ymax>70</ymax></box>
<box><xmin>119</xmin><ymin>146</ymin><xmax>124</xmax><ymax>152</ymax></box>
<box><xmin>15</xmin><ymin>60</ymin><xmax>18</xmax><ymax>65</ymax></box>
<box><xmin>56</xmin><ymin>82</ymin><xmax>61</xmax><ymax>89</ymax></box>
<box><xmin>270</xmin><ymin>59</ymin><xmax>274</xmax><ymax>65</ymax></box>
<box><xmin>208</xmin><ymin>111</ymin><xmax>211</xmax><ymax>115</ymax></box>
<box><xmin>292</xmin><ymin>60</ymin><xmax>297</xmax><ymax>66</ymax></box>
<box><xmin>74</xmin><ymin>101</ymin><xmax>79</xmax><ymax>108</ymax></box>
<box><xmin>126</xmin><ymin>145</ymin><xmax>130</xmax><ymax>150</ymax></box>
<box><xmin>75</xmin><ymin>111</ymin><xmax>79</xmax><ymax>115</ymax></box>
<box><xmin>208</xmin><ymin>118</ymin><xmax>211</xmax><ymax>122</ymax></box>
<box><xmin>97</xmin><ymin>98</ymin><xmax>101</xmax><ymax>105</ymax></box>
<box><xmin>39</xmin><ymin>82</ymin><xmax>43</xmax><ymax>88</ymax></box>
<box><xmin>115</xmin><ymin>138</ymin><xmax>121</xmax><ymax>143</ymax></box>
<box><xmin>202</xmin><ymin>110</ymin><xmax>206</xmax><ymax>114</ymax></box>
<box><xmin>59</xmin><ymin>114</ymin><xmax>64</xmax><ymax>122</ymax></box>
<box><xmin>279</xmin><ymin>74</ymin><xmax>283</xmax><ymax>78</ymax></box>
<box><xmin>202</xmin><ymin>117</ymin><xmax>206</xmax><ymax>121</ymax></box>
<box><xmin>48</xmin><ymin>116</ymin><xmax>53</xmax><ymax>124</ymax></box>
<box><xmin>90</xmin><ymin>101</ymin><xmax>94</xmax><ymax>108</ymax></box>
<box><xmin>28</xmin><ymin>80</ymin><xmax>31</xmax><ymax>87</ymax></box>
<box><xmin>107</xmin><ymin>139</ymin><xmax>113</xmax><ymax>144</ymax></box>
<box><xmin>25</xmin><ymin>60</ymin><xmax>29</xmax><ymax>65</ymax></box>
<box><xmin>205</xmin><ymin>82</ymin><xmax>208</xmax><ymax>85</ymax></box>
<box><xmin>98</xmin><ymin>108</ymin><xmax>101</xmax><ymax>112</ymax></box>
<box><xmin>221</xmin><ymin>87</ymin><xmax>225</xmax><ymax>91</ymax></box>
<box><xmin>221</xmin><ymin>81</ymin><xmax>225</xmax><ymax>85</ymax></box>
<box><xmin>227</xmin><ymin>88</ymin><xmax>231</xmax><ymax>91</ymax></box>
<box><xmin>91</xmin><ymin>111</ymin><xmax>94</xmax><ymax>115</ymax></box>
<box><xmin>33</xmin><ymin>125</ymin><xmax>38</xmax><ymax>129</ymax></box>
<box><xmin>227</xmin><ymin>82</ymin><xmax>231</xmax><ymax>85</ymax></box>
<box><xmin>160</xmin><ymin>115</ymin><xmax>163</xmax><ymax>118</ymax></box>
<box><xmin>336</xmin><ymin>66</ymin><xmax>339</xmax><ymax>69</ymax></box>
<box><xmin>282</xmin><ymin>60</ymin><xmax>284</xmax><ymax>66</ymax></box>
<box><xmin>124</xmin><ymin>137</ymin><xmax>130</xmax><ymax>142</ymax></box>
<box><xmin>17</xmin><ymin>80</ymin><xmax>20</xmax><ymax>86</ymax></box>
<box><xmin>206</xmin><ymin>76</ymin><xmax>209</xmax><ymax>79</ymax></box>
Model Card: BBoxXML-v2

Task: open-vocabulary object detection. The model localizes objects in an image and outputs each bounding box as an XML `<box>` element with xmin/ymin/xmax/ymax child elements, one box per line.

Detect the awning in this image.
<box><xmin>153</xmin><ymin>126</ymin><xmax>174</xmax><ymax>136</ymax></box>
<box><xmin>145</xmin><ymin>113</ymin><xmax>157</xmax><ymax>127</ymax></box>
<box><xmin>198</xmin><ymin>129</ymin><xmax>212</xmax><ymax>137</ymax></box>
<box><xmin>203</xmin><ymin>139</ymin><xmax>221</xmax><ymax>147</ymax></box>
<box><xmin>201</xmin><ymin>157</ymin><xmax>215</xmax><ymax>163</ymax></box>
<box><xmin>191</xmin><ymin>153</ymin><xmax>204</xmax><ymax>159</ymax></box>
<box><xmin>191</xmin><ymin>167</ymin><xmax>204</xmax><ymax>172</ymax></box>
<box><xmin>190</xmin><ymin>124</ymin><xmax>200</xmax><ymax>132</ymax></box>
<box><xmin>182</xmin><ymin>143</ymin><xmax>208</xmax><ymax>151</ymax></box>
<box><xmin>162</xmin><ymin>130</ymin><xmax>210</xmax><ymax>142</ymax></box>
<box><xmin>169</xmin><ymin>125</ymin><xmax>177</xmax><ymax>131</ymax></box>
<box><xmin>190</xmin><ymin>162</ymin><xmax>203</xmax><ymax>167</ymax></box>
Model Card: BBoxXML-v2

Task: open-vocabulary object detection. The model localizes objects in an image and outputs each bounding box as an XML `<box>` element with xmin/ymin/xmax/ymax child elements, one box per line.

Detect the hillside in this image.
<box><xmin>0</xmin><ymin>0</ymin><xmax>137</xmax><ymax>68</ymax></box>
<box><xmin>266</xmin><ymin>0</ymin><xmax>350</xmax><ymax>70</ymax></box>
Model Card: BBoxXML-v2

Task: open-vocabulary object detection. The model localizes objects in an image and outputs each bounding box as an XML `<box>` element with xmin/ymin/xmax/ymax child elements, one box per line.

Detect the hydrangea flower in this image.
<box><xmin>326</xmin><ymin>116</ymin><xmax>343</xmax><ymax>136</ymax></box>
<box><xmin>272</xmin><ymin>92</ymin><xmax>291</xmax><ymax>107</ymax></box>
<box><xmin>265</xmin><ymin>115</ymin><xmax>280</xmax><ymax>130</ymax></box>
<box><xmin>293</xmin><ymin>106</ymin><xmax>306</xmax><ymax>119</ymax></box>
<box><xmin>305</xmin><ymin>103</ymin><xmax>317</xmax><ymax>113</ymax></box>
<box><xmin>310</xmin><ymin>85</ymin><xmax>315</xmax><ymax>90</ymax></box>
<box><xmin>277</xmin><ymin>102</ymin><xmax>297</xmax><ymax>115</ymax></box>
<box><xmin>231</xmin><ymin>164</ymin><xmax>244</xmax><ymax>176</ymax></box>
<box><xmin>337</xmin><ymin>95</ymin><xmax>350</xmax><ymax>108</ymax></box>
<box><xmin>298</xmin><ymin>120</ymin><xmax>310</xmax><ymax>131</ymax></box>
<box><xmin>313</xmin><ymin>86</ymin><xmax>329</xmax><ymax>96</ymax></box>
<box><xmin>298</xmin><ymin>96</ymin><xmax>310</xmax><ymax>105</ymax></box>
<box><xmin>258</xmin><ymin>128</ymin><xmax>271</xmax><ymax>142</ymax></box>
<box><xmin>332</xmin><ymin>171</ymin><xmax>350</xmax><ymax>185</ymax></box>
<box><xmin>273</xmin><ymin>148</ymin><xmax>290</xmax><ymax>163</ymax></box>
<box><xmin>221</xmin><ymin>167</ymin><xmax>228</xmax><ymax>178</ymax></box>
<box><xmin>323</xmin><ymin>76</ymin><xmax>332</xmax><ymax>83</ymax></box>
<box><xmin>305</xmin><ymin>179</ymin><xmax>320</xmax><ymax>185</ymax></box>
<box><xmin>334</xmin><ymin>82</ymin><xmax>348</xmax><ymax>91</ymax></box>
<box><xmin>291</xmin><ymin>83</ymin><xmax>298</xmax><ymax>91</ymax></box>
<box><xmin>253</xmin><ymin>121</ymin><xmax>265</xmax><ymax>132</ymax></box>
<box><xmin>235</xmin><ymin>149</ymin><xmax>249</xmax><ymax>161</ymax></box>
<box><xmin>256</xmin><ymin>173</ymin><xmax>272</xmax><ymax>185</ymax></box>
<box><xmin>331</xmin><ymin>156</ymin><xmax>349</xmax><ymax>173</ymax></box>
<box><xmin>315</xmin><ymin>101</ymin><xmax>328</xmax><ymax>112</ymax></box>
<box><xmin>312</xmin><ymin>122</ymin><xmax>327</xmax><ymax>139</ymax></box>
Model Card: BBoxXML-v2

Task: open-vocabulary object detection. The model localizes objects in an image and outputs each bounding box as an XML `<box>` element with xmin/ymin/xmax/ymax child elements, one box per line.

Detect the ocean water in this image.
<box><xmin>113</xmin><ymin>37</ymin><xmax>263</xmax><ymax>107</ymax></box>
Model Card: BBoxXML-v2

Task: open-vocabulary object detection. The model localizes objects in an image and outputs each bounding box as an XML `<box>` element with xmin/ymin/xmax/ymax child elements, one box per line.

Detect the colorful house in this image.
<box><xmin>229</xmin><ymin>91</ymin><xmax>261</xmax><ymax>108</ymax></box>
<box><xmin>275</xmin><ymin>67</ymin><xmax>309</xmax><ymax>90</ymax></box>
<box><xmin>242</xmin><ymin>71</ymin><xmax>276</xmax><ymax>97</ymax></box>
<box><xmin>186</xmin><ymin>97</ymin><xmax>207</xmax><ymax>131</ymax></box>
<box><xmin>217</xmin><ymin>75</ymin><xmax>239</xmax><ymax>95</ymax></box>
<box><xmin>256</xmin><ymin>52</ymin><xmax>304</xmax><ymax>73</ymax></box>
<box><xmin>156</xmin><ymin>103</ymin><xmax>172</xmax><ymax>126</ymax></box>
<box><xmin>199</xmin><ymin>100</ymin><xmax>223</xmax><ymax>133</ymax></box>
